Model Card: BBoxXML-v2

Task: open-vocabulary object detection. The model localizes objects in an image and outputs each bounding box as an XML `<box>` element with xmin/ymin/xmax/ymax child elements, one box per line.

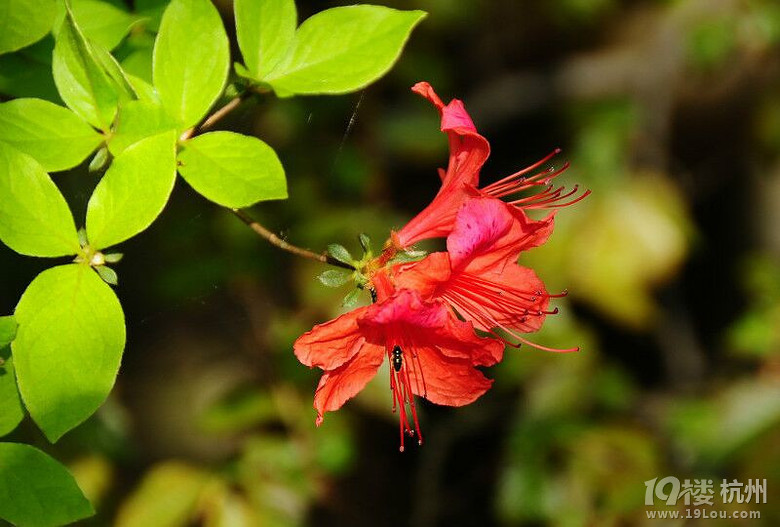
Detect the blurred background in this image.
<box><xmin>1</xmin><ymin>0</ymin><xmax>780</xmax><ymax>525</ymax></box>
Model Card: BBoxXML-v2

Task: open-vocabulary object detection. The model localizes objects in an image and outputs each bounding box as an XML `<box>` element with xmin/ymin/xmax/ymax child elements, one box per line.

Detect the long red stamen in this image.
<box><xmin>480</xmin><ymin>148</ymin><xmax>562</xmax><ymax>193</ymax></box>
<box><xmin>479</xmin><ymin>149</ymin><xmax>589</xmax><ymax>211</ymax></box>
<box><xmin>387</xmin><ymin>338</ymin><xmax>424</xmax><ymax>451</ymax></box>
<box><xmin>402</xmin><ymin>364</ymin><xmax>424</xmax><ymax>446</ymax></box>
<box><xmin>485</xmin><ymin>163</ymin><xmax>570</xmax><ymax>199</ymax></box>
<box><xmin>437</xmin><ymin>272</ymin><xmax>578</xmax><ymax>353</ymax></box>
<box><xmin>524</xmin><ymin>188</ymin><xmax>591</xmax><ymax>209</ymax></box>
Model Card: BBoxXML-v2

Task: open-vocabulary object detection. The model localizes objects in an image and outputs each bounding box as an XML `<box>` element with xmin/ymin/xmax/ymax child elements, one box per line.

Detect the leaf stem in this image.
<box><xmin>230</xmin><ymin>208</ymin><xmax>355</xmax><ymax>270</ymax></box>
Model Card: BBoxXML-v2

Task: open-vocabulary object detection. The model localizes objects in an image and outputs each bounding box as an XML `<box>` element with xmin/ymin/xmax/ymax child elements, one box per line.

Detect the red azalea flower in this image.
<box><xmin>393</xmin><ymin>197</ymin><xmax>576</xmax><ymax>352</ymax></box>
<box><xmin>293</xmin><ymin>271</ymin><xmax>503</xmax><ymax>451</ymax></box>
<box><xmin>393</xmin><ymin>82</ymin><xmax>589</xmax><ymax>248</ymax></box>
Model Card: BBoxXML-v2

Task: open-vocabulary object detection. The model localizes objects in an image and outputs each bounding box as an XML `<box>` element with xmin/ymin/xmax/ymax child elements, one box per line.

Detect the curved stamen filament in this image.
<box><xmin>485</xmin><ymin>162</ymin><xmax>571</xmax><ymax>199</ymax></box>
<box><xmin>437</xmin><ymin>271</ymin><xmax>578</xmax><ymax>353</ymax></box>
<box><xmin>480</xmin><ymin>148</ymin><xmax>562</xmax><ymax>194</ymax></box>
<box><xmin>479</xmin><ymin>149</ymin><xmax>589</xmax><ymax>211</ymax></box>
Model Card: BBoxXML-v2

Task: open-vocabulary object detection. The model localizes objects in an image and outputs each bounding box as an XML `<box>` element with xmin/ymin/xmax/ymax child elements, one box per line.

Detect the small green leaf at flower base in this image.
<box><xmin>342</xmin><ymin>288</ymin><xmax>362</xmax><ymax>308</ymax></box>
<box><xmin>77</xmin><ymin>227</ymin><xmax>88</xmax><ymax>247</ymax></box>
<box><xmin>0</xmin><ymin>443</ymin><xmax>94</xmax><ymax>526</ymax></box>
<box><xmin>0</xmin><ymin>142</ymin><xmax>81</xmax><ymax>257</ymax></box>
<box><xmin>359</xmin><ymin>233</ymin><xmax>372</xmax><ymax>254</ymax></box>
<box><xmin>318</xmin><ymin>269</ymin><xmax>352</xmax><ymax>288</ymax></box>
<box><xmin>52</xmin><ymin>7</ymin><xmax>120</xmax><ymax>130</ymax></box>
<box><xmin>234</xmin><ymin>0</ymin><xmax>297</xmax><ymax>79</ymax></box>
<box><xmin>88</xmin><ymin>146</ymin><xmax>111</xmax><ymax>173</ymax></box>
<box><xmin>177</xmin><ymin>131</ymin><xmax>287</xmax><ymax>208</ymax></box>
<box><xmin>13</xmin><ymin>264</ymin><xmax>126</xmax><ymax>442</ymax></box>
<box><xmin>86</xmin><ymin>130</ymin><xmax>177</xmax><ymax>250</ymax></box>
<box><xmin>0</xmin><ymin>98</ymin><xmax>103</xmax><ymax>172</ymax></box>
<box><xmin>104</xmin><ymin>252</ymin><xmax>123</xmax><ymax>263</ymax></box>
<box><xmin>263</xmin><ymin>6</ymin><xmax>426</xmax><ymax>96</ymax></box>
<box><xmin>0</xmin><ymin>0</ymin><xmax>57</xmax><ymax>55</ymax></box>
<box><xmin>153</xmin><ymin>0</ymin><xmax>230</xmax><ymax>129</ymax></box>
<box><xmin>390</xmin><ymin>249</ymin><xmax>428</xmax><ymax>264</ymax></box>
<box><xmin>327</xmin><ymin>244</ymin><xmax>353</xmax><ymax>265</ymax></box>
<box><xmin>95</xmin><ymin>265</ymin><xmax>119</xmax><ymax>285</ymax></box>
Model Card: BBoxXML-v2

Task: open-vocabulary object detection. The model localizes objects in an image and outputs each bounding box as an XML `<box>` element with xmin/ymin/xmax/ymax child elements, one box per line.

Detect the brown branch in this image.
<box><xmin>230</xmin><ymin>208</ymin><xmax>355</xmax><ymax>270</ymax></box>
<box><xmin>179</xmin><ymin>91</ymin><xmax>251</xmax><ymax>141</ymax></box>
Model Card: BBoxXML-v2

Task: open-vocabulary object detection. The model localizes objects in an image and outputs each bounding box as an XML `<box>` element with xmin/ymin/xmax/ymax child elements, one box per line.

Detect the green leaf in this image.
<box><xmin>0</xmin><ymin>0</ymin><xmax>57</xmax><ymax>55</ymax></box>
<box><xmin>234</xmin><ymin>0</ymin><xmax>296</xmax><ymax>79</ymax></box>
<box><xmin>264</xmin><ymin>6</ymin><xmax>426</xmax><ymax>96</ymax></box>
<box><xmin>95</xmin><ymin>265</ymin><xmax>118</xmax><ymax>285</ymax></box>
<box><xmin>359</xmin><ymin>233</ymin><xmax>371</xmax><ymax>254</ymax></box>
<box><xmin>91</xmin><ymin>42</ymin><xmax>138</xmax><ymax>102</ymax></box>
<box><xmin>13</xmin><ymin>264</ymin><xmax>126</xmax><ymax>442</ymax></box>
<box><xmin>135</xmin><ymin>0</ymin><xmax>169</xmax><ymax>33</ymax></box>
<box><xmin>109</xmin><ymin>100</ymin><xmax>177</xmax><ymax>156</ymax></box>
<box><xmin>0</xmin><ymin>442</ymin><xmax>94</xmax><ymax>526</ymax></box>
<box><xmin>0</xmin><ymin>356</ymin><xmax>25</xmax><ymax>438</ymax></box>
<box><xmin>0</xmin><ymin>142</ymin><xmax>81</xmax><ymax>257</ymax></box>
<box><xmin>177</xmin><ymin>131</ymin><xmax>286</xmax><ymax>207</ymax></box>
<box><xmin>0</xmin><ymin>98</ymin><xmax>103</xmax><ymax>172</ymax></box>
<box><xmin>0</xmin><ymin>316</ymin><xmax>17</xmax><ymax>349</ymax></box>
<box><xmin>0</xmin><ymin>316</ymin><xmax>24</xmax><ymax>437</ymax></box>
<box><xmin>127</xmin><ymin>74</ymin><xmax>159</xmax><ymax>104</ymax></box>
<box><xmin>318</xmin><ymin>269</ymin><xmax>352</xmax><ymax>288</ymax></box>
<box><xmin>342</xmin><ymin>288</ymin><xmax>362</xmax><ymax>308</ymax></box>
<box><xmin>67</xmin><ymin>0</ymin><xmax>139</xmax><ymax>51</ymax></box>
<box><xmin>52</xmin><ymin>8</ymin><xmax>120</xmax><ymax>130</ymax></box>
<box><xmin>88</xmin><ymin>146</ymin><xmax>110</xmax><ymax>172</ymax></box>
<box><xmin>327</xmin><ymin>244</ymin><xmax>353</xmax><ymax>265</ymax></box>
<box><xmin>153</xmin><ymin>0</ymin><xmax>230</xmax><ymax>129</ymax></box>
<box><xmin>87</xmin><ymin>131</ymin><xmax>177</xmax><ymax>249</ymax></box>
<box><xmin>118</xmin><ymin>32</ymin><xmax>155</xmax><ymax>83</ymax></box>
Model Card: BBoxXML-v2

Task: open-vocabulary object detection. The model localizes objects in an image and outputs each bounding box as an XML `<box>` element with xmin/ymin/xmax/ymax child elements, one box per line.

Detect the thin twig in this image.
<box><xmin>179</xmin><ymin>91</ymin><xmax>250</xmax><ymax>141</ymax></box>
<box><xmin>230</xmin><ymin>208</ymin><xmax>355</xmax><ymax>270</ymax></box>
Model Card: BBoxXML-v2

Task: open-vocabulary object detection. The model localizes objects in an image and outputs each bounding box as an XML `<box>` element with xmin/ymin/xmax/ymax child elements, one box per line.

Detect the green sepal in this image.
<box><xmin>95</xmin><ymin>265</ymin><xmax>118</xmax><ymax>285</ymax></box>
<box><xmin>342</xmin><ymin>288</ymin><xmax>362</xmax><ymax>308</ymax></box>
<box><xmin>359</xmin><ymin>233</ymin><xmax>372</xmax><ymax>254</ymax></box>
<box><xmin>88</xmin><ymin>146</ymin><xmax>111</xmax><ymax>172</ymax></box>
<box><xmin>327</xmin><ymin>244</ymin><xmax>353</xmax><ymax>265</ymax></box>
<box><xmin>318</xmin><ymin>269</ymin><xmax>352</xmax><ymax>288</ymax></box>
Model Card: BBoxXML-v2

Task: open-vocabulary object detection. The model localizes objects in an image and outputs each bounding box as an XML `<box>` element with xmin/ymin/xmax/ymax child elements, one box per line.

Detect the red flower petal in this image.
<box><xmin>294</xmin><ymin>307</ymin><xmax>370</xmax><ymax>370</ymax></box>
<box><xmin>360</xmin><ymin>289</ymin><xmax>504</xmax><ymax>367</ymax></box>
<box><xmin>313</xmin><ymin>341</ymin><xmax>385</xmax><ymax>426</ymax></box>
<box><xmin>392</xmin><ymin>252</ymin><xmax>451</xmax><ymax>297</ymax></box>
<box><xmin>395</xmin><ymin>83</ymin><xmax>490</xmax><ymax>247</ymax></box>
<box><xmin>407</xmin><ymin>345</ymin><xmax>494</xmax><ymax>407</ymax></box>
<box><xmin>449</xmin><ymin>197</ymin><xmax>554</xmax><ymax>274</ymax></box>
